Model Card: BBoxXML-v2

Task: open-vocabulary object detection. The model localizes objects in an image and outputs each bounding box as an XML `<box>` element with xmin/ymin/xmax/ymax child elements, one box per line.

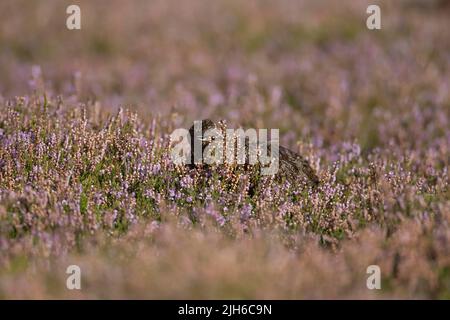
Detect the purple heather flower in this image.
<box><xmin>240</xmin><ymin>204</ymin><xmax>253</xmax><ymax>221</ymax></box>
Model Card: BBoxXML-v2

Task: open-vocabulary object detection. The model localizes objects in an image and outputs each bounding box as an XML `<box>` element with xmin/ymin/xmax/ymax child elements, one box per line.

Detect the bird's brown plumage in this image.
<box><xmin>187</xmin><ymin>119</ymin><xmax>319</xmax><ymax>188</ymax></box>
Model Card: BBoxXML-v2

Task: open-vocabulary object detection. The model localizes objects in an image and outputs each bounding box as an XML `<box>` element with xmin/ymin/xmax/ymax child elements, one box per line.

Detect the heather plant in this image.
<box><xmin>0</xmin><ymin>0</ymin><xmax>449</xmax><ymax>299</ymax></box>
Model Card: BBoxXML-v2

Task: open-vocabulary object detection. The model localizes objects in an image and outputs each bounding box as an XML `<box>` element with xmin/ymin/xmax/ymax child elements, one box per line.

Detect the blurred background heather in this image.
<box><xmin>1</xmin><ymin>0</ymin><xmax>448</xmax><ymax>149</ymax></box>
<box><xmin>0</xmin><ymin>0</ymin><xmax>449</xmax><ymax>299</ymax></box>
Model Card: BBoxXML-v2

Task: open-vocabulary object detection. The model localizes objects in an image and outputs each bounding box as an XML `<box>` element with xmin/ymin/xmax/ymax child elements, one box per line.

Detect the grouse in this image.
<box><xmin>187</xmin><ymin>119</ymin><xmax>319</xmax><ymax>188</ymax></box>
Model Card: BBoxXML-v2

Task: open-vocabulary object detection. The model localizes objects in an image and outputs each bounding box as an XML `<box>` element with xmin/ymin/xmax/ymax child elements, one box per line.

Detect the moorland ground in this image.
<box><xmin>0</xmin><ymin>0</ymin><xmax>449</xmax><ymax>298</ymax></box>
